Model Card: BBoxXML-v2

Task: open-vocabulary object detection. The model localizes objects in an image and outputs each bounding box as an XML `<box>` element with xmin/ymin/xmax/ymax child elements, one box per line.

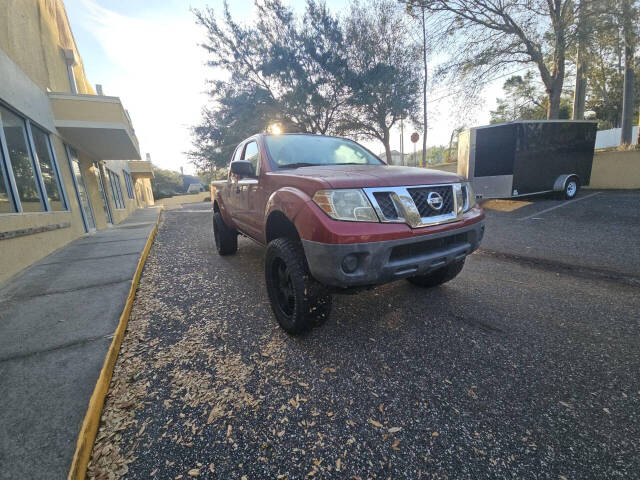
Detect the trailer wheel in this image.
<box><xmin>562</xmin><ymin>176</ymin><xmax>579</xmax><ymax>200</ymax></box>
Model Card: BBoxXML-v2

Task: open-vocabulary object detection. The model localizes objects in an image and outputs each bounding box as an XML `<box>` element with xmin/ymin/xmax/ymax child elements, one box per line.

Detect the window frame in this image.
<box><xmin>123</xmin><ymin>170</ymin><xmax>135</xmax><ymax>199</ymax></box>
<box><xmin>28</xmin><ymin>122</ymin><xmax>69</xmax><ymax>212</ymax></box>
<box><xmin>0</xmin><ymin>101</ymin><xmax>69</xmax><ymax>214</ymax></box>
<box><xmin>66</xmin><ymin>145</ymin><xmax>96</xmax><ymax>232</ymax></box>
<box><xmin>105</xmin><ymin>168</ymin><xmax>126</xmax><ymax>209</ymax></box>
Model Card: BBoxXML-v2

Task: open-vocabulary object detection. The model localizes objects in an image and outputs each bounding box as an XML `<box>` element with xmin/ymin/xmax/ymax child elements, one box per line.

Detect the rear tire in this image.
<box><xmin>265</xmin><ymin>237</ymin><xmax>332</xmax><ymax>334</ymax></box>
<box><xmin>563</xmin><ymin>176</ymin><xmax>579</xmax><ymax>200</ymax></box>
<box><xmin>213</xmin><ymin>211</ymin><xmax>237</xmax><ymax>255</ymax></box>
<box><xmin>406</xmin><ymin>259</ymin><xmax>465</xmax><ymax>288</ymax></box>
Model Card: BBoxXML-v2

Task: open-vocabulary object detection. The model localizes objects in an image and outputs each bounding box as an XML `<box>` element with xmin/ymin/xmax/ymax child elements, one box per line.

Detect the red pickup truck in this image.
<box><xmin>212</xmin><ymin>133</ymin><xmax>485</xmax><ymax>333</ymax></box>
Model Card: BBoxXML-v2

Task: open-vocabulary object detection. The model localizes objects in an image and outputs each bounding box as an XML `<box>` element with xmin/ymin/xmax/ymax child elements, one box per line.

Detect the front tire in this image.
<box><xmin>406</xmin><ymin>259</ymin><xmax>465</xmax><ymax>288</ymax></box>
<box><xmin>213</xmin><ymin>211</ymin><xmax>237</xmax><ymax>255</ymax></box>
<box><xmin>265</xmin><ymin>238</ymin><xmax>332</xmax><ymax>334</ymax></box>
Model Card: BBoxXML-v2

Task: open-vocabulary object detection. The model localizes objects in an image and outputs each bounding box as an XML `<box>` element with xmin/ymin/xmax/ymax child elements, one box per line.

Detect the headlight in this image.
<box><xmin>313</xmin><ymin>189</ymin><xmax>379</xmax><ymax>222</ymax></box>
<box><xmin>462</xmin><ymin>182</ymin><xmax>476</xmax><ymax>211</ymax></box>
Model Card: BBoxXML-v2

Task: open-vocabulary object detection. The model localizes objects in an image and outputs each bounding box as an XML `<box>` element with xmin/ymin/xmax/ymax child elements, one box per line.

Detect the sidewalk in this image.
<box><xmin>0</xmin><ymin>208</ymin><xmax>160</xmax><ymax>480</ymax></box>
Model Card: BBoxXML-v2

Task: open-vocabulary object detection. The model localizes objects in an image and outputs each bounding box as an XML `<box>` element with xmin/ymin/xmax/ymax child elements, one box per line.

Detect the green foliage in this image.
<box><xmin>189</xmin><ymin>0</ymin><xmax>420</xmax><ymax>171</ymax></box>
<box><xmin>150</xmin><ymin>166</ymin><xmax>182</xmax><ymax>199</ymax></box>
<box><xmin>340</xmin><ymin>0</ymin><xmax>422</xmax><ymax>152</ymax></box>
<box><xmin>490</xmin><ymin>73</ymin><xmax>572</xmax><ymax>123</ymax></box>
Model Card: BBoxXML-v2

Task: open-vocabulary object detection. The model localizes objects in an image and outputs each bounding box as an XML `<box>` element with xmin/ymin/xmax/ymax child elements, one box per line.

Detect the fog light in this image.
<box><xmin>342</xmin><ymin>254</ymin><xmax>358</xmax><ymax>273</ymax></box>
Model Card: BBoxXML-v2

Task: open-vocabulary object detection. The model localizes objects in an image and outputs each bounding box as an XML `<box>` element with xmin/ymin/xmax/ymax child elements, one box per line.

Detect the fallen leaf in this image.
<box><xmin>209</xmin><ymin>463</ymin><xmax>215</xmax><ymax>473</ymax></box>
<box><xmin>188</xmin><ymin>468</ymin><xmax>200</xmax><ymax>477</ymax></box>
<box><xmin>368</xmin><ymin>418</ymin><xmax>383</xmax><ymax>428</ymax></box>
<box><xmin>432</xmin><ymin>432</ymin><xmax>439</xmax><ymax>437</ymax></box>
<box><xmin>603</xmin><ymin>408</ymin><xmax>611</xmax><ymax>414</ymax></box>
<box><xmin>392</xmin><ymin>439</ymin><xmax>400</xmax><ymax>450</ymax></box>
<box><xmin>336</xmin><ymin>458</ymin><xmax>342</xmax><ymax>470</ymax></box>
<box><xmin>388</xmin><ymin>427</ymin><xmax>402</xmax><ymax>433</ymax></box>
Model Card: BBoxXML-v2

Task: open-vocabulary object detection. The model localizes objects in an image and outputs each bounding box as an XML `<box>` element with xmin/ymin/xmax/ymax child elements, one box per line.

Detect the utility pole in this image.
<box><xmin>620</xmin><ymin>0</ymin><xmax>636</xmax><ymax>145</ymax></box>
<box><xmin>400</xmin><ymin>119</ymin><xmax>404</xmax><ymax>165</ymax></box>
<box><xmin>572</xmin><ymin>0</ymin><xmax>588</xmax><ymax>120</ymax></box>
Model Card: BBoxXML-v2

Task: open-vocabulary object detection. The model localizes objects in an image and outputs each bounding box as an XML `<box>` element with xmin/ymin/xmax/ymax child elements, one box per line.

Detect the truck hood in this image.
<box><xmin>275</xmin><ymin>164</ymin><xmax>462</xmax><ymax>189</ymax></box>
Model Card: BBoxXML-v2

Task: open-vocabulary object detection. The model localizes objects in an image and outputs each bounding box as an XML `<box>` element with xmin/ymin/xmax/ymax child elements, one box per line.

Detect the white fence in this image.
<box><xmin>595</xmin><ymin>126</ymin><xmax>639</xmax><ymax>149</ymax></box>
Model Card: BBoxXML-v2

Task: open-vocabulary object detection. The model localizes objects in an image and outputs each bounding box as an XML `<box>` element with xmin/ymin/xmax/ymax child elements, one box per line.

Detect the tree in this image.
<box><xmin>418</xmin><ymin>0</ymin><xmax>577</xmax><ymax>119</ymax></box>
<box><xmin>193</xmin><ymin>0</ymin><xmax>347</xmax><ymax>136</ymax></box>
<box><xmin>490</xmin><ymin>72</ymin><xmax>546</xmax><ymax>122</ymax></box>
<box><xmin>447</xmin><ymin>125</ymin><xmax>466</xmax><ymax>162</ymax></box>
<box><xmin>620</xmin><ymin>0</ymin><xmax>638</xmax><ymax>144</ymax></box>
<box><xmin>490</xmin><ymin>72</ymin><xmax>571</xmax><ymax>123</ymax></box>
<box><xmin>188</xmin><ymin>82</ymin><xmax>280</xmax><ymax>171</ymax></box>
<box><xmin>150</xmin><ymin>166</ymin><xmax>183</xmax><ymax>199</ymax></box>
<box><xmin>340</xmin><ymin>0</ymin><xmax>422</xmax><ymax>162</ymax></box>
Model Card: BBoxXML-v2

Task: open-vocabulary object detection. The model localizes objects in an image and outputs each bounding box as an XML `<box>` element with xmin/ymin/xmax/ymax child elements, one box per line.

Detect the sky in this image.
<box><xmin>64</xmin><ymin>0</ymin><xmax>505</xmax><ymax>174</ymax></box>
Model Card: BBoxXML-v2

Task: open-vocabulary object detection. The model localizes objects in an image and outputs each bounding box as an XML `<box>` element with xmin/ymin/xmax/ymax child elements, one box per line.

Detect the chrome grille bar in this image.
<box><xmin>364</xmin><ymin>183</ymin><xmax>464</xmax><ymax>228</ymax></box>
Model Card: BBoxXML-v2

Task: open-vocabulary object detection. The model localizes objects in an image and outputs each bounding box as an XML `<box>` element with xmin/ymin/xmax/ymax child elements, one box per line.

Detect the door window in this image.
<box><xmin>68</xmin><ymin>147</ymin><xmax>96</xmax><ymax>231</ymax></box>
<box><xmin>93</xmin><ymin>162</ymin><xmax>113</xmax><ymax>224</ymax></box>
<box><xmin>242</xmin><ymin>141</ymin><xmax>260</xmax><ymax>176</ymax></box>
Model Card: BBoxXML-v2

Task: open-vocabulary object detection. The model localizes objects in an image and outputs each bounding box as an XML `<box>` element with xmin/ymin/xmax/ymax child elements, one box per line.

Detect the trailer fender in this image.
<box><xmin>553</xmin><ymin>174</ymin><xmax>578</xmax><ymax>192</ymax></box>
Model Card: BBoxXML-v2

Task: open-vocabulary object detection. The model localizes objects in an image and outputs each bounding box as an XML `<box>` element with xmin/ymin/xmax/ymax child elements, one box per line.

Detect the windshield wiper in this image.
<box><xmin>278</xmin><ymin>162</ymin><xmax>319</xmax><ymax>169</ymax></box>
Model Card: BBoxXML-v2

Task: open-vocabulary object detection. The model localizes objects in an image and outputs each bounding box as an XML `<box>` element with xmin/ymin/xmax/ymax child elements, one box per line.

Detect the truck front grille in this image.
<box><xmin>373</xmin><ymin>192</ymin><xmax>398</xmax><ymax>219</ymax></box>
<box><xmin>407</xmin><ymin>186</ymin><xmax>454</xmax><ymax>217</ymax></box>
<box><xmin>363</xmin><ymin>183</ymin><xmax>462</xmax><ymax>229</ymax></box>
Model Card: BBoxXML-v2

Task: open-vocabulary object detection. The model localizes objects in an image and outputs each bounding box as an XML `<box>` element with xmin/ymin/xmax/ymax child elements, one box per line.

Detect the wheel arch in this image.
<box><xmin>553</xmin><ymin>173</ymin><xmax>579</xmax><ymax>192</ymax></box>
<box><xmin>265</xmin><ymin>210</ymin><xmax>301</xmax><ymax>244</ymax></box>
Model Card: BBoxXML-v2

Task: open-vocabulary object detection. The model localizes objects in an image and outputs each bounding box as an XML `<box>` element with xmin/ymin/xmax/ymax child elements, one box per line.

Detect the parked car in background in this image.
<box><xmin>212</xmin><ymin>134</ymin><xmax>485</xmax><ymax>333</ymax></box>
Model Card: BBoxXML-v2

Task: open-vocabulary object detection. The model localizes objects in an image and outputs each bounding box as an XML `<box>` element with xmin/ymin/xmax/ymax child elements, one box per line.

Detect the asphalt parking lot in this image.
<box><xmin>88</xmin><ymin>191</ymin><xmax>640</xmax><ymax>479</ymax></box>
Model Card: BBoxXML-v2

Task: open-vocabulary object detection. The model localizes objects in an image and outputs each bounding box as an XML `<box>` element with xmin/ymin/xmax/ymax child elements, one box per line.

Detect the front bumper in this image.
<box><xmin>301</xmin><ymin>221</ymin><xmax>484</xmax><ymax>288</ymax></box>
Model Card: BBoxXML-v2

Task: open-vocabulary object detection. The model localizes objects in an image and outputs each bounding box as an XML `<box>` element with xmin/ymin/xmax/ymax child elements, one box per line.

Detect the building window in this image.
<box><xmin>0</xmin><ymin>105</ymin><xmax>43</xmax><ymax>212</ymax></box>
<box><xmin>0</xmin><ymin>141</ymin><xmax>12</xmax><ymax>213</ymax></box>
<box><xmin>105</xmin><ymin>168</ymin><xmax>125</xmax><ymax>209</ymax></box>
<box><xmin>0</xmin><ymin>105</ymin><xmax>68</xmax><ymax>214</ymax></box>
<box><xmin>123</xmin><ymin>170</ymin><xmax>134</xmax><ymax>199</ymax></box>
<box><xmin>31</xmin><ymin>125</ymin><xmax>67</xmax><ymax>211</ymax></box>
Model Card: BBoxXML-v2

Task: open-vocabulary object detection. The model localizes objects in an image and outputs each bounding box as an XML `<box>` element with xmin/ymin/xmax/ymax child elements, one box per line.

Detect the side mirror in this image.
<box><xmin>230</xmin><ymin>160</ymin><xmax>255</xmax><ymax>178</ymax></box>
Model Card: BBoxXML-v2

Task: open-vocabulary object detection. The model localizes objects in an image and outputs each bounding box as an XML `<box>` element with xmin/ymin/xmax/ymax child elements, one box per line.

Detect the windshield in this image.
<box><xmin>264</xmin><ymin>135</ymin><xmax>383</xmax><ymax>168</ymax></box>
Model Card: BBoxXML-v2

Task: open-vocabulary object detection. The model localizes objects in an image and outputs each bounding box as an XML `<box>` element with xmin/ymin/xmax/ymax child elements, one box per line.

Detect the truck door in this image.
<box><xmin>225</xmin><ymin>143</ymin><xmax>245</xmax><ymax>226</ymax></box>
<box><xmin>236</xmin><ymin>140</ymin><xmax>264</xmax><ymax>240</ymax></box>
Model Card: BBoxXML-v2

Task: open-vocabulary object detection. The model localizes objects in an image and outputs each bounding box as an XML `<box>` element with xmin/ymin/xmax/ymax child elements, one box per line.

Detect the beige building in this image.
<box><xmin>0</xmin><ymin>0</ymin><xmax>155</xmax><ymax>283</ymax></box>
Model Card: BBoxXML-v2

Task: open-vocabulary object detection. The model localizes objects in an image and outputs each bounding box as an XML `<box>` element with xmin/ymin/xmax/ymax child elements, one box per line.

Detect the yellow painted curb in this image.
<box><xmin>67</xmin><ymin>212</ymin><xmax>161</xmax><ymax>480</ymax></box>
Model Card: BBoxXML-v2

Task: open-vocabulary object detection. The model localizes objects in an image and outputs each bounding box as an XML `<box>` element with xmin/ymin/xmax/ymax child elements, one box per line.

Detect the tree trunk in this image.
<box><xmin>421</xmin><ymin>6</ymin><xmax>428</xmax><ymax>168</ymax></box>
<box><xmin>572</xmin><ymin>60</ymin><xmax>587</xmax><ymax>120</ymax></box>
<box><xmin>547</xmin><ymin>81</ymin><xmax>563</xmax><ymax>119</ymax></box>
<box><xmin>620</xmin><ymin>0</ymin><xmax>636</xmax><ymax>145</ymax></box>
<box><xmin>383</xmin><ymin>133</ymin><xmax>392</xmax><ymax>165</ymax></box>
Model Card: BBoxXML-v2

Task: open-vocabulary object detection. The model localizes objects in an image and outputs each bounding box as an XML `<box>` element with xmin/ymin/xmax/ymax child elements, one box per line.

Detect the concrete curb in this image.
<box><xmin>67</xmin><ymin>211</ymin><xmax>161</xmax><ymax>480</ymax></box>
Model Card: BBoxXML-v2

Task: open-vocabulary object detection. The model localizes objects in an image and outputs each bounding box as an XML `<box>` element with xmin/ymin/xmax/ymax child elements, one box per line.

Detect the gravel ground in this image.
<box><xmin>88</xmin><ymin>203</ymin><xmax>640</xmax><ymax>480</ymax></box>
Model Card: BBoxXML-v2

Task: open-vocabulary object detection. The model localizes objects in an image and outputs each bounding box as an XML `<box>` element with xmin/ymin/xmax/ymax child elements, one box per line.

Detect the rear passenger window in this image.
<box><xmin>242</xmin><ymin>141</ymin><xmax>260</xmax><ymax>175</ymax></box>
